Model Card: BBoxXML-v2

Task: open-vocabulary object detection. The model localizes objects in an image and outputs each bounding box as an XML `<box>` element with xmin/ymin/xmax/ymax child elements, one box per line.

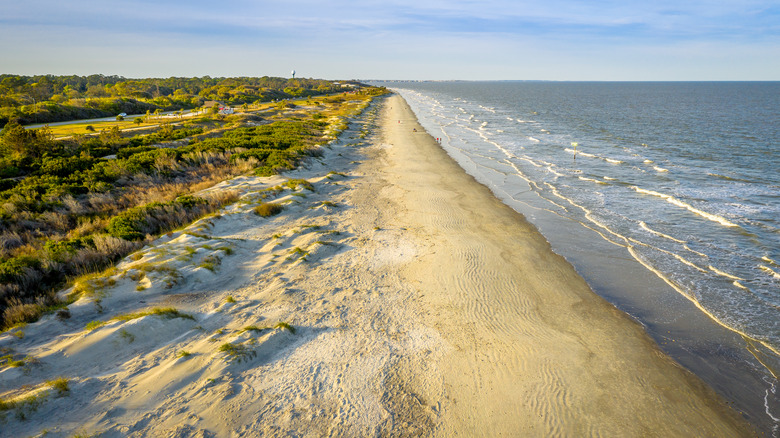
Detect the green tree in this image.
<box><xmin>0</xmin><ymin>120</ymin><xmax>50</xmax><ymax>158</ymax></box>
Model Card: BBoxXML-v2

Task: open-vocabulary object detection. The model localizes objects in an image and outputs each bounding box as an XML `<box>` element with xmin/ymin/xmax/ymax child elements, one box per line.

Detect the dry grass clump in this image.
<box><xmin>83</xmin><ymin>307</ymin><xmax>195</xmax><ymax>331</ymax></box>
<box><xmin>284</xmin><ymin>178</ymin><xmax>314</xmax><ymax>192</ymax></box>
<box><xmin>274</xmin><ymin>322</ymin><xmax>296</xmax><ymax>334</ymax></box>
<box><xmin>114</xmin><ymin>307</ymin><xmax>195</xmax><ymax>322</ymax></box>
<box><xmin>253</xmin><ymin>202</ymin><xmax>284</xmax><ymax>217</ymax></box>
<box><xmin>2</xmin><ymin>299</ymin><xmax>43</xmax><ymax>329</ymax></box>
<box><xmin>218</xmin><ymin>342</ymin><xmax>257</xmax><ymax>363</ymax></box>
<box><xmin>198</xmin><ymin>255</ymin><xmax>221</xmax><ymax>272</ymax></box>
<box><xmin>1</xmin><ymin>352</ymin><xmax>25</xmax><ymax>368</ymax></box>
<box><xmin>46</xmin><ymin>377</ymin><xmax>70</xmax><ymax>396</ymax></box>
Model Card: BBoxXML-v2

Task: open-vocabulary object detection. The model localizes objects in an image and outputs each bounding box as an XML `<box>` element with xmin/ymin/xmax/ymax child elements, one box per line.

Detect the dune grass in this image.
<box><xmin>218</xmin><ymin>342</ymin><xmax>257</xmax><ymax>363</ymax></box>
<box><xmin>274</xmin><ymin>322</ymin><xmax>296</xmax><ymax>334</ymax></box>
<box><xmin>84</xmin><ymin>307</ymin><xmax>194</xmax><ymax>331</ymax></box>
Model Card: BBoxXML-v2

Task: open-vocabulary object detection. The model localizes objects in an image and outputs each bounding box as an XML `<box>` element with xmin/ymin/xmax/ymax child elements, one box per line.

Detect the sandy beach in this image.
<box><xmin>0</xmin><ymin>94</ymin><xmax>754</xmax><ymax>437</ymax></box>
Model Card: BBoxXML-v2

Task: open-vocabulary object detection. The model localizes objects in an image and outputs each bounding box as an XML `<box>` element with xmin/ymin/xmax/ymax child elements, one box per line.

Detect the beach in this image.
<box><xmin>0</xmin><ymin>93</ymin><xmax>754</xmax><ymax>436</ymax></box>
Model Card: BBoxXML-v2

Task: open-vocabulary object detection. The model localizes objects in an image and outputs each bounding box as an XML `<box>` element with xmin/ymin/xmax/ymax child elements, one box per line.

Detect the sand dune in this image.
<box><xmin>0</xmin><ymin>94</ymin><xmax>753</xmax><ymax>437</ymax></box>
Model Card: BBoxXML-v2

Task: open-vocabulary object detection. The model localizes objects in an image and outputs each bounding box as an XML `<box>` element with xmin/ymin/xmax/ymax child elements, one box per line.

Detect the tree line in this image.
<box><xmin>0</xmin><ymin>74</ymin><xmax>358</xmax><ymax>126</ymax></box>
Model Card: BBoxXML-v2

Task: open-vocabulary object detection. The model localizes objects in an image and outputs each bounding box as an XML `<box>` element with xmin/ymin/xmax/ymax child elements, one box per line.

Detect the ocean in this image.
<box><xmin>374</xmin><ymin>81</ymin><xmax>780</xmax><ymax>434</ymax></box>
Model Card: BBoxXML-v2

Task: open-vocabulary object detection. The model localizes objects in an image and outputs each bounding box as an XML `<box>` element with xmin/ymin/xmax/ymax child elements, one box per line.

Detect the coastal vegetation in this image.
<box><xmin>0</xmin><ymin>74</ymin><xmax>388</xmax><ymax>329</ymax></box>
<box><xmin>0</xmin><ymin>75</ymin><xmax>354</xmax><ymax>126</ymax></box>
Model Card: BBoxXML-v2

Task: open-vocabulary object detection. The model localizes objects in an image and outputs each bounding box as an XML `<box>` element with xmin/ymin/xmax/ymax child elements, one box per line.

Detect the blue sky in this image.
<box><xmin>1</xmin><ymin>0</ymin><xmax>778</xmax><ymax>80</ymax></box>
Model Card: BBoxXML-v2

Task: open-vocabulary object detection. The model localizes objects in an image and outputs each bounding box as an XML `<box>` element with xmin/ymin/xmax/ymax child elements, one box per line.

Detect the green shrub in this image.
<box><xmin>0</xmin><ymin>256</ymin><xmax>41</xmax><ymax>284</ymax></box>
<box><xmin>284</xmin><ymin>178</ymin><xmax>314</xmax><ymax>192</ymax></box>
<box><xmin>116</xmin><ymin>145</ymin><xmax>156</xmax><ymax>159</ymax></box>
<box><xmin>253</xmin><ymin>202</ymin><xmax>283</xmax><ymax>217</ymax></box>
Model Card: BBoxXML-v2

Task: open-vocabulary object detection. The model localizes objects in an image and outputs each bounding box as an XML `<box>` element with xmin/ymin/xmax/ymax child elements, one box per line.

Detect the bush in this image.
<box><xmin>106</xmin><ymin>195</ymin><xmax>210</xmax><ymax>240</ymax></box>
<box><xmin>253</xmin><ymin>202</ymin><xmax>283</xmax><ymax>217</ymax></box>
<box><xmin>0</xmin><ymin>257</ymin><xmax>41</xmax><ymax>284</ymax></box>
<box><xmin>2</xmin><ymin>300</ymin><xmax>43</xmax><ymax>327</ymax></box>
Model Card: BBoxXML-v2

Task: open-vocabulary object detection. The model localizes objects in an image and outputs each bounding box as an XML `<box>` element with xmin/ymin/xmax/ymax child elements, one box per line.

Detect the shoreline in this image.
<box><xmin>381</xmin><ymin>93</ymin><xmax>753</xmax><ymax>436</ymax></box>
<box><xmin>393</xmin><ymin>84</ymin><xmax>779</xmax><ymax>433</ymax></box>
<box><xmin>0</xmin><ymin>93</ymin><xmax>754</xmax><ymax>436</ymax></box>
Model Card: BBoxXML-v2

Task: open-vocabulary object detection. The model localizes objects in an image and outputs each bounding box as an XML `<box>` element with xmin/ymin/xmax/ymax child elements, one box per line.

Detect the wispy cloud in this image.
<box><xmin>1</xmin><ymin>0</ymin><xmax>778</xmax><ymax>79</ymax></box>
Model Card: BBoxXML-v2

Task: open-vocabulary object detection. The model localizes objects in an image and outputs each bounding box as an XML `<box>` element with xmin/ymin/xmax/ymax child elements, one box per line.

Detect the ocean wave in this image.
<box><xmin>528</xmin><ymin>137</ymin><xmax>540</xmax><ymax>143</ymax></box>
<box><xmin>639</xmin><ymin>221</ymin><xmax>687</xmax><ymax>243</ymax></box>
<box><xmin>632</xmin><ymin>187</ymin><xmax>739</xmax><ymax>228</ymax></box>
<box><xmin>520</xmin><ymin>157</ymin><xmax>543</xmax><ymax>168</ymax></box>
<box><xmin>605</xmin><ymin>158</ymin><xmax>623</xmax><ymax>164</ymax></box>
<box><xmin>654</xmin><ymin>166</ymin><xmax>669</xmax><ymax>172</ymax></box>
<box><xmin>628</xmin><ymin>237</ymin><xmax>708</xmax><ymax>273</ymax></box>
<box><xmin>709</xmin><ymin>265</ymin><xmax>746</xmax><ymax>281</ymax></box>
<box><xmin>708</xmin><ymin>173</ymin><xmax>756</xmax><ymax>184</ymax></box>
<box><xmin>579</xmin><ymin>176</ymin><xmax>608</xmax><ymax>185</ymax></box>
<box><xmin>684</xmin><ymin>245</ymin><xmax>709</xmax><ymax>258</ymax></box>
<box><xmin>547</xmin><ymin>166</ymin><xmax>565</xmax><ymax>177</ymax></box>
<box><xmin>759</xmin><ymin>265</ymin><xmax>780</xmax><ymax>280</ymax></box>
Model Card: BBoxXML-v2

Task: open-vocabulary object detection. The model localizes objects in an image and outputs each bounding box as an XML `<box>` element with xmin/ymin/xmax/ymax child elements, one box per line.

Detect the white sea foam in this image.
<box><xmin>684</xmin><ymin>245</ymin><xmax>709</xmax><ymax>258</ymax></box>
<box><xmin>644</xmin><ymin>159</ymin><xmax>654</xmax><ymax>164</ymax></box>
<box><xmin>629</xmin><ymin>237</ymin><xmax>708</xmax><ymax>273</ymax></box>
<box><xmin>632</xmin><ymin>187</ymin><xmax>739</xmax><ymax>227</ymax></box>
<box><xmin>654</xmin><ymin>166</ymin><xmax>669</xmax><ymax>172</ymax></box>
<box><xmin>603</xmin><ymin>176</ymin><xmax>617</xmax><ymax>181</ymax></box>
<box><xmin>762</xmin><ymin>256</ymin><xmax>779</xmax><ymax>267</ymax></box>
<box><xmin>528</xmin><ymin>137</ymin><xmax>540</xmax><ymax>143</ymax></box>
<box><xmin>547</xmin><ymin>166</ymin><xmax>565</xmax><ymax>177</ymax></box>
<box><xmin>759</xmin><ymin>265</ymin><xmax>780</xmax><ymax>280</ymax></box>
<box><xmin>520</xmin><ymin>157</ymin><xmax>542</xmax><ymax>168</ymax></box>
<box><xmin>579</xmin><ymin>176</ymin><xmax>608</xmax><ymax>185</ymax></box>
<box><xmin>709</xmin><ymin>265</ymin><xmax>745</xmax><ymax>281</ymax></box>
<box><xmin>639</xmin><ymin>221</ymin><xmax>687</xmax><ymax>243</ymax></box>
<box><xmin>605</xmin><ymin>158</ymin><xmax>623</xmax><ymax>164</ymax></box>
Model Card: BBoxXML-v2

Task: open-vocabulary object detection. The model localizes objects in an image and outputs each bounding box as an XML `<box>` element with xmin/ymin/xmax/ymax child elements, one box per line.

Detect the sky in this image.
<box><xmin>1</xmin><ymin>0</ymin><xmax>778</xmax><ymax>80</ymax></box>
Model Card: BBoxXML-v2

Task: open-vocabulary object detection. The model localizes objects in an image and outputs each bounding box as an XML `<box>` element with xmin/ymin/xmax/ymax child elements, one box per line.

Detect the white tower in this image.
<box><xmin>291</xmin><ymin>70</ymin><xmax>296</xmax><ymax>79</ymax></box>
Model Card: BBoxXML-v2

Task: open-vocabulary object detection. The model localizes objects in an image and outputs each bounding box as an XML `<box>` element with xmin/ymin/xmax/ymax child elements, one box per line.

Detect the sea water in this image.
<box><xmin>375</xmin><ymin>81</ymin><xmax>780</xmax><ymax>434</ymax></box>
